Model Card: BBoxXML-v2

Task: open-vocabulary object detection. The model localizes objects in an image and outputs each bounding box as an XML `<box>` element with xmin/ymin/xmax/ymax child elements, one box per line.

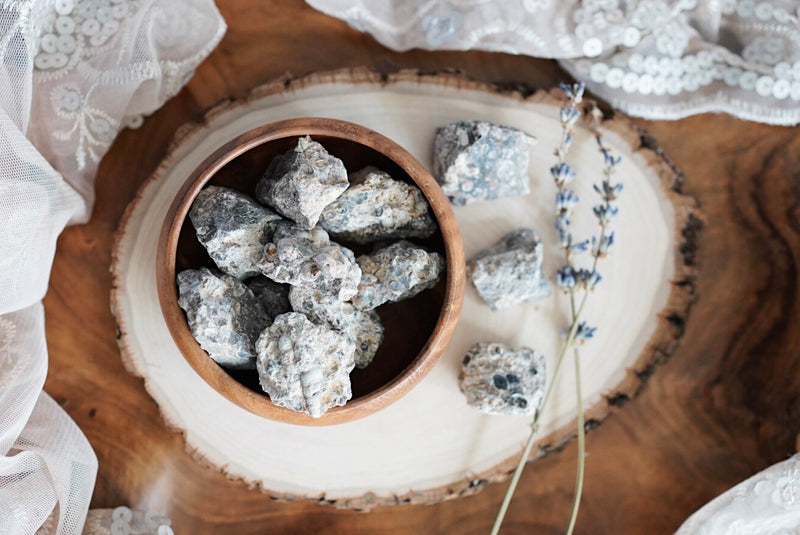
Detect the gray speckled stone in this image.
<box><xmin>290</xmin><ymin>286</ymin><xmax>384</xmax><ymax>368</ymax></box>
<box><xmin>288</xmin><ymin>283</ymin><xmax>346</xmax><ymax>327</ymax></box>
<box><xmin>351</xmin><ymin>240</ymin><xmax>445</xmax><ymax>310</ymax></box>
<box><xmin>459</xmin><ymin>342</ymin><xmax>546</xmax><ymax>416</ymax></box>
<box><xmin>257</xmin><ymin>222</ymin><xmax>361</xmax><ymax>301</ymax></box>
<box><xmin>255</xmin><ymin>312</ymin><xmax>355</xmax><ymax>418</ymax></box>
<box><xmin>189</xmin><ymin>186</ymin><xmax>283</xmax><ymax>279</ymax></box>
<box><xmin>177</xmin><ymin>267</ymin><xmax>268</xmax><ymax>370</ymax></box>
<box><xmin>246</xmin><ymin>276</ymin><xmax>291</xmax><ymax>321</ymax></box>
<box><xmin>467</xmin><ymin>228</ymin><xmax>551</xmax><ymax>311</ymax></box>
<box><xmin>319</xmin><ymin>166</ymin><xmax>437</xmax><ymax>244</ymax></box>
<box><xmin>255</xmin><ymin>136</ymin><xmax>349</xmax><ymax>228</ymax></box>
<box><xmin>337</xmin><ymin>306</ymin><xmax>384</xmax><ymax>369</ymax></box>
<box><xmin>433</xmin><ymin>121</ymin><xmax>536</xmax><ymax>206</ymax></box>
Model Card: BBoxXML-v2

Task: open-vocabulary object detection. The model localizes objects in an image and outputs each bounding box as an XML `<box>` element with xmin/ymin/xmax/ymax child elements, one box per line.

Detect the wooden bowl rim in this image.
<box><xmin>156</xmin><ymin>117</ymin><xmax>465</xmax><ymax>426</ymax></box>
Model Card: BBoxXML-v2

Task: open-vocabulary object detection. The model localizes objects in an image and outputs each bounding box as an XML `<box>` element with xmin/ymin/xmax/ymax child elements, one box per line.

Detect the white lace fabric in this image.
<box><xmin>676</xmin><ymin>454</ymin><xmax>800</xmax><ymax>535</ymax></box>
<box><xmin>307</xmin><ymin>0</ymin><xmax>800</xmax><ymax>125</ymax></box>
<box><xmin>0</xmin><ymin>1</ymin><xmax>225</xmax><ymax>533</ymax></box>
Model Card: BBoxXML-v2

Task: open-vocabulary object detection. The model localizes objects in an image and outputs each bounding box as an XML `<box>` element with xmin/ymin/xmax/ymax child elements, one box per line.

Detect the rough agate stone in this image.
<box><xmin>352</xmin><ymin>240</ymin><xmax>445</xmax><ymax>310</ymax></box>
<box><xmin>257</xmin><ymin>222</ymin><xmax>361</xmax><ymax>301</ymax></box>
<box><xmin>255</xmin><ymin>136</ymin><xmax>349</xmax><ymax>228</ymax></box>
<box><xmin>255</xmin><ymin>312</ymin><xmax>355</xmax><ymax>418</ymax></box>
<box><xmin>319</xmin><ymin>166</ymin><xmax>437</xmax><ymax>243</ymax></box>
<box><xmin>337</xmin><ymin>306</ymin><xmax>383</xmax><ymax>369</ymax></box>
<box><xmin>459</xmin><ymin>342</ymin><xmax>546</xmax><ymax>416</ymax></box>
<box><xmin>176</xmin><ymin>267</ymin><xmax>268</xmax><ymax>370</ymax></box>
<box><xmin>189</xmin><ymin>185</ymin><xmax>283</xmax><ymax>279</ymax></box>
<box><xmin>288</xmin><ymin>284</ymin><xmax>345</xmax><ymax>328</ymax></box>
<box><xmin>290</xmin><ymin>286</ymin><xmax>384</xmax><ymax>368</ymax></box>
<box><xmin>246</xmin><ymin>276</ymin><xmax>291</xmax><ymax>321</ymax></box>
<box><xmin>433</xmin><ymin>121</ymin><xmax>536</xmax><ymax>206</ymax></box>
<box><xmin>467</xmin><ymin>228</ymin><xmax>551</xmax><ymax>311</ymax></box>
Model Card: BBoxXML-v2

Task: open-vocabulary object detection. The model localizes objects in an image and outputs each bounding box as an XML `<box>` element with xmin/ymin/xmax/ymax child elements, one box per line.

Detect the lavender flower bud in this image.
<box><xmin>593</xmin><ymin>180</ymin><xmax>624</xmax><ymax>201</ymax></box>
<box><xmin>592</xmin><ymin>232</ymin><xmax>615</xmax><ymax>256</ymax></box>
<box><xmin>592</xmin><ymin>203</ymin><xmax>618</xmax><ymax>224</ymax></box>
<box><xmin>574</xmin><ymin>321</ymin><xmax>597</xmax><ymax>342</ymax></box>
<box><xmin>571</xmin><ymin>268</ymin><xmax>601</xmax><ymax>289</ymax></box>
<box><xmin>556</xmin><ymin>266</ymin><xmax>576</xmax><ymax>289</ymax></box>
<box><xmin>570</xmin><ymin>239</ymin><xmax>590</xmax><ymax>254</ymax></box>
<box><xmin>550</xmin><ymin>162</ymin><xmax>576</xmax><ymax>185</ymax></box>
<box><xmin>555</xmin><ymin>214</ymin><xmax>571</xmax><ymax>247</ymax></box>
<box><xmin>564</xmin><ymin>132</ymin><xmax>574</xmax><ymax>151</ymax></box>
<box><xmin>599</xmin><ymin>148</ymin><xmax>622</xmax><ymax>168</ymax></box>
<box><xmin>559</xmin><ymin>81</ymin><xmax>586</xmax><ymax>102</ymax></box>
<box><xmin>556</xmin><ymin>189</ymin><xmax>579</xmax><ymax>213</ymax></box>
<box><xmin>560</xmin><ymin>106</ymin><xmax>580</xmax><ymax>126</ymax></box>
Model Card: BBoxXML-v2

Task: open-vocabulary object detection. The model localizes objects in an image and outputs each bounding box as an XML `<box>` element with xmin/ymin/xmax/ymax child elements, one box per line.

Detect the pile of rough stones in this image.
<box><xmin>178</xmin><ymin>136</ymin><xmax>443</xmax><ymax>418</ymax></box>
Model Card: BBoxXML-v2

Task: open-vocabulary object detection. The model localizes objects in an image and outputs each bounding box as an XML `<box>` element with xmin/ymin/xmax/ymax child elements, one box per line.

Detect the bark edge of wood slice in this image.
<box><xmin>110</xmin><ymin>67</ymin><xmax>701</xmax><ymax>510</ymax></box>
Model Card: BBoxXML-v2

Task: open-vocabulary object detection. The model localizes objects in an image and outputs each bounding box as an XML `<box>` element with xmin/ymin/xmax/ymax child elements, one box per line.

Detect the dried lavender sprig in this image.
<box><xmin>489</xmin><ymin>88</ymin><xmax>623</xmax><ymax>535</ymax></box>
<box><xmin>551</xmin><ymin>83</ymin><xmax>586</xmax><ymax>265</ymax></box>
<box><xmin>489</xmin><ymin>285</ymin><xmax>591</xmax><ymax>535</ymax></box>
<box><xmin>491</xmin><ymin>84</ymin><xmax>587</xmax><ymax>535</ymax></box>
<box><xmin>563</xmin><ymin>117</ymin><xmax>623</xmax><ymax>535</ymax></box>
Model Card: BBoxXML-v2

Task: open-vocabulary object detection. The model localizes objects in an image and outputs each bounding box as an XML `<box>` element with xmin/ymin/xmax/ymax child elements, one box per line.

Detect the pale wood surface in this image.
<box><xmin>43</xmin><ymin>0</ymin><xmax>800</xmax><ymax>533</ymax></box>
<box><xmin>110</xmin><ymin>70</ymin><xmax>692</xmax><ymax>508</ymax></box>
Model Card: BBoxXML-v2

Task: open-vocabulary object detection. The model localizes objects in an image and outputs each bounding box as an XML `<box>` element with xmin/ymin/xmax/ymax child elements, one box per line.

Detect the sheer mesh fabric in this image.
<box><xmin>307</xmin><ymin>0</ymin><xmax>800</xmax><ymax>125</ymax></box>
<box><xmin>0</xmin><ymin>1</ymin><xmax>225</xmax><ymax>533</ymax></box>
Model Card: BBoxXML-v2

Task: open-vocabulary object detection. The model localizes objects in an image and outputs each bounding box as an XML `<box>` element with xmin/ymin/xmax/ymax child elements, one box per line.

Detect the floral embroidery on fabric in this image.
<box><xmin>32</xmin><ymin>0</ymin><xmax>139</xmax><ymax>169</ymax></box>
<box><xmin>654</xmin><ymin>21</ymin><xmax>689</xmax><ymax>58</ymax></box>
<box><xmin>28</xmin><ymin>0</ymin><xmax>224</xmax><ymax>173</ymax></box>
<box><xmin>772</xmin><ymin>465</ymin><xmax>800</xmax><ymax>508</ymax></box>
<box><xmin>673</xmin><ymin>454</ymin><xmax>800</xmax><ymax>534</ymax></box>
<box><xmin>422</xmin><ymin>5</ymin><xmax>462</xmax><ymax>47</ymax></box>
<box><xmin>49</xmin><ymin>82</ymin><xmax>118</xmax><ymax>169</ymax></box>
<box><xmin>743</xmin><ymin>36</ymin><xmax>785</xmax><ymax>66</ymax></box>
<box><xmin>306</xmin><ymin>0</ymin><xmax>800</xmax><ymax>124</ymax></box>
<box><xmin>521</xmin><ymin>0</ymin><xmax>551</xmax><ymax>13</ymax></box>
<box><xmin>34</xmin><ymin>0</ymin><xmax>132</xmax><ymax>75</ymax></box>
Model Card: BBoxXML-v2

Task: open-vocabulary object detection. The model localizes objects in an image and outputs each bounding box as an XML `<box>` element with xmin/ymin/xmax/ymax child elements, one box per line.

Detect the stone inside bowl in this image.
<box><xmin>174</xmin><ymin>134</ymin><xmax>448</xmax><ymax>401</ymax></box>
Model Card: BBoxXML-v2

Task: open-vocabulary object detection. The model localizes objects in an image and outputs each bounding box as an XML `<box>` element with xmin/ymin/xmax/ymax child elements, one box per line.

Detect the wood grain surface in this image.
<box><xmin>42</xmin><ymin>1</ymin><xmax>800</xmax><ymax>533</ymax></box>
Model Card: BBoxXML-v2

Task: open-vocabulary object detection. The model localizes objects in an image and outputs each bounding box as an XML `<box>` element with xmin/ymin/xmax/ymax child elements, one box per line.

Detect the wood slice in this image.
<box><xmin>110</xmin><ymin>68</ymin><xmax>698</xmax><ymax>510</ymax></box>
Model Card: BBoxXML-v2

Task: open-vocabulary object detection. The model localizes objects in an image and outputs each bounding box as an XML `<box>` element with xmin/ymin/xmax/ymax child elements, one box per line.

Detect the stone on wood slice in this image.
<box><xmin>351</xmin><ymin>240</ymin><xmax>444</xmax><ymax>310</ymax></box>
<box><xmin>319</xmin><ymin>166</ymin><xmax>437</xmax><ymax>243</ymax></box>
<box><xmin>189</xmin><ymin>185</ymin><xmax>283</xmax><ymax>279</ymax></box>
<box><xmin>433</xmin><ymin>120</ymin><xmax>536</xmax><ymax>206</ymax></box>
<box><xmin>257</xmin><ymin>222</ymin><xmax>361</xmax><ymax>300</ymax></box>
<box><xmin>459</xmin><ymin>342</ymin><xmax>546</xmax><ymax>416</ymax></box>
<box><xmin>176</xmin><ymin>267</ymin><xmax>269</xmax><ymax>370</ymax></box>
<box><xmin>467</xmin><ymin>228</ymin><xmax>551</xmax><ymax>311</ymax></box>
<box><xmin>256</xmin><ymin>312</ymin><xmax>355</xmax><ymax>418</ymax></box>
<box><xmin>255</xmin><ymin>135</ymin><xmax>349</xmax><ymax>228</ymax></box>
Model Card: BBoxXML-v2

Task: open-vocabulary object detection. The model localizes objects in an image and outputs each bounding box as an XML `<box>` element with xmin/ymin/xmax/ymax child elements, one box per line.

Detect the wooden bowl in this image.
<box><xmin>156</xmin><ymin>117</ymin><xmax>465</xmax><ymax>425</ymax></box>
